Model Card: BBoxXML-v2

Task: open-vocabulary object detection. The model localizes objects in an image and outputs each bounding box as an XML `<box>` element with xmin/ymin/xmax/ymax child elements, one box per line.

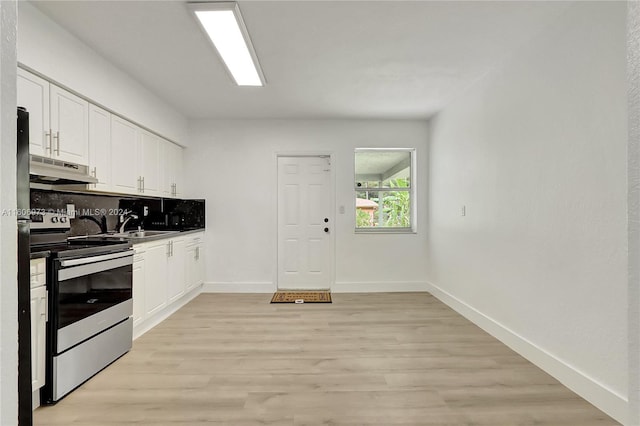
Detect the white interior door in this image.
<box><xmin>277</xmin><ymin>156</ymin><xmax>333</xmax><ymax>290</ymax></box>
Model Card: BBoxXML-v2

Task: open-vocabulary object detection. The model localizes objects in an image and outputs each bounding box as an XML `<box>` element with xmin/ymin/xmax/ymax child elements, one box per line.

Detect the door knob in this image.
<box><xmin>324</xmin><ymin>227</ymin><xmax>329</xmax><ymax>233</ymax></box>
<box><xmin>324</xmin><ymin>218</ymin><xmax>329</xmax><ymax>223</ymax></box>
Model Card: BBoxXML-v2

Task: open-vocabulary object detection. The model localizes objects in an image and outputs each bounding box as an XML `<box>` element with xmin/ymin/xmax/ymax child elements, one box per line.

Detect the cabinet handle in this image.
<box><xmin>170</xmin><ymin>241</ymin><xmax>174</xmax><ymax>257</ymax></box>
<box><xmin>142</xmin><ymin>176</ymin><xmax>145</xmax><ymax>192</ymax></box>
<box><xmin>195</xmin><ymin>246</ymin><xmax>199</xmax><ymax>261</ymax></box>
<box><xmin>45</xmin><ymin>130</ymin><xmax>52</xmax><ymax>153</ymax></box>
<box><xmin>44</xmin><ymin>290</ymin><xmax>48</xmax><ymax>322</ymax></box>
<box><xmin>53</xmin><ymin>131</ymin><xmax>60</xmax><ymax>155</ymax></box>
<box><xmin>166</xmin><ymin>242</ymin><xmax>171</xmax><ymax>257</ymax></box>
<box><xmin>92</xmin><ymin>167</ymin><xmax>97</xmax><ymax>188</ymax></box>
<box><xmin>137</xmin><ymin>177</ymin><xmax>142</xmax><ymax>193</ymax></box>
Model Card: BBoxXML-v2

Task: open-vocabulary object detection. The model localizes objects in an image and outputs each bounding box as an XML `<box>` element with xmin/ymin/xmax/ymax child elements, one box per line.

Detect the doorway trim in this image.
<box><xmin>274</xmin><ymin>152</ymin><xmax>336</xmax><ymax>291</ymax></box>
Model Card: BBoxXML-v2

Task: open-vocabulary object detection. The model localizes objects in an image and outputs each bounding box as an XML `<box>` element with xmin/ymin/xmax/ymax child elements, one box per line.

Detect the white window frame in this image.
<box><xmin>354</xmin><ymin>148</ymin><xmax>416</xmax><ymax>234</ymax></box>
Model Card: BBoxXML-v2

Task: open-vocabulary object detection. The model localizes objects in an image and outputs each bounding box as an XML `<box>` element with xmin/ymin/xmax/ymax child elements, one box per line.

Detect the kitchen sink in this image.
<box><xmin>124</xmin><ymin>230</ymin><xmax>174</xmax><ymax>238</ymax></box>
<box><xmin>97</xmin><ymin>230</ymin><xmax>176</xmax><ymax>239</ymax></box>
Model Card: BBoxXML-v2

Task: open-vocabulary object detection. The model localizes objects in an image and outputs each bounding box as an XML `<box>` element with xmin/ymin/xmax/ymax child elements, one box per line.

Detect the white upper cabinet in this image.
<box><xmin>19</xmin><ymin>68</ymin><xmax>185</xmax><ymax>198</ymax></box>
<box><xmin>50</xmin><ymin>85</ymin><xmax>89</xmax><ymax>164</ymax></box>
<box><xmin>138</xmin><ymin>130</ymin><xmax>162</xmax><ymax>196</ymax></box>
<box><xmin>88</xmin><ymin>105</ymin><xmax>112</xmax><ymax>192</ymax></box>
<box><xmin>162</xmin><ymin>141</ymin><xmax>183</xmax><ymax>198</ymax></box>
<box><xmin>17</xmin><ymin>69</ymin><xmax>50</xmax><ymax>157</ymax></box>
<box><xmin>111</xmin><ymin>115</ymin><xmax>139</xmax><ymax>194</ymax></box>
<box><xmin>17</xmin><ymin>68</ymin><xmax>89</xmax><ymax>165</ymax></box>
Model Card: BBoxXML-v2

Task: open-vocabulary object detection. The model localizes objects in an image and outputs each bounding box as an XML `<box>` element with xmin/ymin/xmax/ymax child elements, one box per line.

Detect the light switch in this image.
<box><xmin>339</xmin><ymin>205</ymin><xmax>345</xmax><ymax>214</ymax></box>
<box><xmin>461</xmin><ymin>205</ymin><xmax>466</xmax><ymax>216</ymax></box>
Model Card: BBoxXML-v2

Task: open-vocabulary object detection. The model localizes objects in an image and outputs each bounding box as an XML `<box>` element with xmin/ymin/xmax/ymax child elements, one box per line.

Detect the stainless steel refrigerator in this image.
<box><xmin>17</xmin><ymin>106</ymin><xmax>33</xmax><ymax>425</ymax></box>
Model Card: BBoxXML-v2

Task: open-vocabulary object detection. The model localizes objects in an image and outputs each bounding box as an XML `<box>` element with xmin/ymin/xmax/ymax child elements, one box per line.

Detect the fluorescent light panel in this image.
<box><xmin>191</xmin><ymin>3</ymin><xmax>264</xmax><ymax>86</ymax></box>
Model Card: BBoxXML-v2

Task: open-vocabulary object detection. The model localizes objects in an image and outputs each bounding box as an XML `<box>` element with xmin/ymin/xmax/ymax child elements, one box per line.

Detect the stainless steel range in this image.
<box><xmin>31</xmin><ymin>211</ymin><xmax>134</xmax><ymax>403</ymax></box>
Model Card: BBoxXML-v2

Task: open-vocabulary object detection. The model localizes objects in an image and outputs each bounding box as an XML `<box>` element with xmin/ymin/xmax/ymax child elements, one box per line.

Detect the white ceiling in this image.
<box><xmin>31</xmin><ymin>1</ymin><xmax>571</xmax><ymax>120</ymax></box>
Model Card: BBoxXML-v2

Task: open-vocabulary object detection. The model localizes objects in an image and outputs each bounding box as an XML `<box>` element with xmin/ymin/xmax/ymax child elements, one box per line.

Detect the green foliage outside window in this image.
<box><xmin>383</xmin><ymin>178</ymin><xmax>410</xmax><ymax>227</ymax></box>
<box><xmin>356</xmin><ymin>178</ymin><xmax>410</xmax><ymax>228</ymax></box>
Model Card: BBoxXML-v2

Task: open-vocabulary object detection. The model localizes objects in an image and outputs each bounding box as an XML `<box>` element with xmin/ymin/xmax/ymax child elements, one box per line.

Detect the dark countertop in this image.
<box><xmin>29</xmin><ymin>229</ymin><xmax>205</xmax><ymax>257</ymax></box>
<box><xmin>126</xmin><ymin>228</ymin><xmax>205</xmax><ymax>244</ymax></box>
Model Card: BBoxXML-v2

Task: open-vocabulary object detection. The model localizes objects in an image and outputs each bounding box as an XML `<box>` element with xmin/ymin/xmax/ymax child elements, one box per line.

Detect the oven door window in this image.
<box><xmin>57</xmin><ymin>263</ymin><xmax>132</xmax><ymax>329</ymax></box>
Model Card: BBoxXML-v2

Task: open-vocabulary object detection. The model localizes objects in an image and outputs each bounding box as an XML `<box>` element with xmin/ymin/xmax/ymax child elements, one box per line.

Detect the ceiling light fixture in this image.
<box><xmin>189</xmin><ymin>2</ymin><xmax>265</xmax><ymax>86</ymax></box>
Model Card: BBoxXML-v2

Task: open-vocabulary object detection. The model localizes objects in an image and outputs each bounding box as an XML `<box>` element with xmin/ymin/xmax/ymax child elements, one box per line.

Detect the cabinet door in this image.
<box><xmin>186</xmin><ymin>243</ymin><xmax>205</xmax><ymax>292</ymax></box>
<box><xmin>50</xmin><ymin>85</ymin><xmax>89</xmax><ymax>165</ymax></box>
<box><xmin>162</xmin><ymin>141</ymin><xmax>183</xmax><ymax>198</ymax></box>
<box><xmin>139</xmin><ymin>130</ymin><xmax>162</xmax><ymax>196</ymax></box>
<box><xmin>167</xmin><ymin>238</ymin><xmax>186</xmax><ymax>303</ymax></box>
<box><xmin>30</xmin><ymin>286</ymin><xmax>47</xmax><ymax>391</ymax></box>
<box><xmin>185</xmin><ymin>246</ymin><xmax>197</xmax><ymax>292</ymax></box>
<box><xmin>195</xmin><ymin>244</ymin><xmax>205</xmax><ymax>286</ymax></box>
<box><xmin>132</xmin><ymin>248</ymin><xmax>146</xmax><ymax>328</ymax></box>
<box><xmin>144</xmin><ymin>242</ymin><xmax>168</xmax><ymax>317</ymax></box>
<box><xmin>174</xmin><ymin>146</ymin><xmax>184</xmax><ymax>197</ymax></box>
<box><xmin>88</xmin><ymin>105</ymin><xmax>112</xmax><ymax>192</ymax></box>
<box><xmin>17</xmin><ymin>69</ymin><xmax>50</xmax><ymax>157</ymax></box>
<box><xmin>111</xmin><ymin>116</ymin><xmax>140</xmax><ymax>194</ymax></box>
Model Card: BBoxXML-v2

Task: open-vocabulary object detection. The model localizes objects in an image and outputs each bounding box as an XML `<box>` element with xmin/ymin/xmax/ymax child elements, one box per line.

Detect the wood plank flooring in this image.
<box><xmin>34</xmin><ymin>293</ymin><xmax>619</xmax><ymax>425</ymax></box>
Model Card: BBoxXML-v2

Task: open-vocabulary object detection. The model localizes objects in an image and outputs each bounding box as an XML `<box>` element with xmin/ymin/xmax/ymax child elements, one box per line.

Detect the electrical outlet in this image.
<box><xmin>339</xmin><ymin>205</ymin><xmax>345</xmax><ymax>214</ymax></box>
<box><xmin>143</xmin><ymin>206</ymin><xmax>149</xmax><ymax>217</ymax></box>
<box><xmin>461</xmin><ymin>205</ymin><xmax>466</xmax><ymax>216</ymax></box>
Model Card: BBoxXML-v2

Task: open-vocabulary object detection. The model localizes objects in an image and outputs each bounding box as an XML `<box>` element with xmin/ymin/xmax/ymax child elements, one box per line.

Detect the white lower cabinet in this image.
<box><xmin>167</xmin><ymin>238</ymin><xmax>186</xmax><ymax>303</ymax></box>
<box><xmin>132</xmin><ymin>248</ymin><xmax>146</xmax><ymax>328</ymax></box>
<box><xmin>186</xmin><ymin>236</ymin><xmax>205</xmax><ymax>292</ymax></box>
<box><xmin>30</xmin><ymin>286</ymin><xmax>47</xmax><ymax>392</ymax></box>
<box><xmin>143</xmin><ymin>241</ymin><xmax>169</xmax><ymax>317</ymax></box>
<box><xmin>30</xmin><ymin>258</ymin><xmax>47</xmax><ymax>394</ymax></box>
<box><xmin>132</xmin><ymin>232</ymin><xmax>204</xmax><ymax>337</ymax></box>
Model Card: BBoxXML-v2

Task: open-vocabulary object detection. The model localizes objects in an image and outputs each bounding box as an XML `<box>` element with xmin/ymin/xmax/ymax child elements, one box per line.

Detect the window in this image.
<box><xmin>355</xmin><ymin>148</ymin><xmax>415</xmax><ymax>232</ymax></box>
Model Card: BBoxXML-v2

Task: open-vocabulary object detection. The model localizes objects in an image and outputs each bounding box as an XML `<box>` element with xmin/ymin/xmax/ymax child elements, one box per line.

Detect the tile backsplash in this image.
<box><xmin>31</xmin><ymin>189</ymin><xmax>204</xmax><ymax>236</ymax></box>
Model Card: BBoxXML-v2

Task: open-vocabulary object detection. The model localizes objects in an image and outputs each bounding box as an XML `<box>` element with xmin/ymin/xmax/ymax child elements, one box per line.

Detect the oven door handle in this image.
<box><xmin>59</xmin><ymin>251</ymin><xmax>133</xmax><ymax>268</ymax></box>
<box><xmin>58</xmin><ymin>253</ymin><xmax>133</xmax><ymax>282</ymax></box>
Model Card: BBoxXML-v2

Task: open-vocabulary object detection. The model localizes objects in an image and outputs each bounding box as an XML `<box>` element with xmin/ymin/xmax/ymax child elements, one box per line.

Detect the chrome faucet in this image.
<box><xmin>117</xmin><ymin>213</ymin><xmax>139</xmax><ymax>233</ymax></box>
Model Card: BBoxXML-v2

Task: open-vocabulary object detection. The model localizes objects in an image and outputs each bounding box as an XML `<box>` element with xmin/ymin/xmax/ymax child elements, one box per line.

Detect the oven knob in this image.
<box><xmin>51</xmin><ymin>217</ymin><xmax>58</xmax><ymax>223</ymax></box>
<box><xmin>60</xmin><ymin>217</ymin><xmax>67</xmax><ymax>223</ymax></box>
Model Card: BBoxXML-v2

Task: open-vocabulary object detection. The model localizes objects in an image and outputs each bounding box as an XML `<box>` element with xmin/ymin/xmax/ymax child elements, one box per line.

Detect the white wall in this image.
<box><xmin>427</xmin><ymin>2</ymin><xmax>627</xmax><ymax>423</ymax></box>
<box><xmin>0</xmin><ymin>1</ymin><xmax>18</xmax><ymax>424</ymax></box>
<box><xmin>185</xmin><ymin>119</ymin><xmax>429</xmax><ymax>292</ymax></box>
<box><xmin>17</xmin><ymin>1</ymin><xmax>188</xmax><ymax>145</ymax></box>
<box><xmin>628</xmin><ymin>2</ymin><xmax>640</xmax><ymax>424</ymax></box>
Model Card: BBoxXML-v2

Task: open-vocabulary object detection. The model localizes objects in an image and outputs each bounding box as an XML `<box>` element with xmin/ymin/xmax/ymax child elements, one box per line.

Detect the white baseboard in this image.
<box><xmin>426</xmin><ymin>281</ymin><xmax>628</xmax><ymax>425</ymax></box>
<box><xmin>332</xmin><ymin>281</ymin><xmax>428</xmax><ymax>293</ymax></box>
<box><xmin>202</xmin><ymin>282</ymin><xmax>275</xmax><ymax>293</ymax></box>
<box><xmin>202</xmin><ymin>281</ymin><xmax>428</xmax><ymax>293</ymax></box>
<box><xmin>133</xmin><ymin>284</ymin><xmax>202</xmax><ymax>340</ymax></box>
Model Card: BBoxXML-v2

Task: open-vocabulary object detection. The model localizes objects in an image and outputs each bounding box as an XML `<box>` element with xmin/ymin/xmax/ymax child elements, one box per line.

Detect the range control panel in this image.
<box><xmin>30</xmin><ymin>211</ymin><xmax>71</xmax><ymax>231</ymax></box>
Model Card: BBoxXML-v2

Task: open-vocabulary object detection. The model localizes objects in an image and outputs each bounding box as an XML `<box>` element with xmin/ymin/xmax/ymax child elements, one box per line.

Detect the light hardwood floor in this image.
<box><xmin>35</xmin><ymin>293</ymin><xmax>619</xmax><ymax>425</ymax></box>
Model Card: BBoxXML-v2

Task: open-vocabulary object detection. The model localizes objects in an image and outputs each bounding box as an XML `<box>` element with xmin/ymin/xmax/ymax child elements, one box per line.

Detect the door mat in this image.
<box><xmin>271</xmin><ymin>291</ymin><xmax>332</xmax><ymax>304</ymax></box>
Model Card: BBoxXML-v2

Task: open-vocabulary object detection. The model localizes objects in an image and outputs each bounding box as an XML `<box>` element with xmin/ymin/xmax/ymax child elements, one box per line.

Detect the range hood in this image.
<box><xmin>29</xmin><ymin>155</ymin><xmax>98</xmax><ymax>185</ymax></box>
